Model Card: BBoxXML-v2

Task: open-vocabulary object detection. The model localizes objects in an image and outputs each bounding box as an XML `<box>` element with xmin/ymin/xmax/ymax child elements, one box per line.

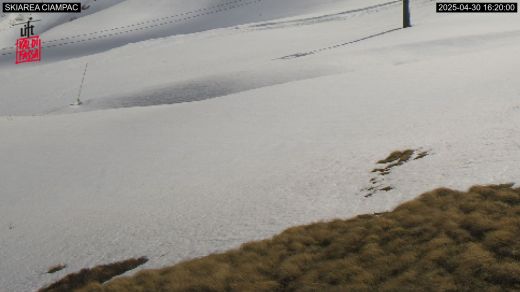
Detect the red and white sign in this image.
<box><xmin>16</xmin><ymin>35</ymin><xmax>42</xmax><ymax>64</ymax></box>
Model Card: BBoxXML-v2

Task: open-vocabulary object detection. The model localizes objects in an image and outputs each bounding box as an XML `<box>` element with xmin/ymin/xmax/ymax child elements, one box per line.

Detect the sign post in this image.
<box><xmin>73</xmin><ymin>63</ymin><xmax>89</xmax><ymax>106</ymax></box>
<box><xmin>403</xmin><ymin>0</ymin><xmax>411</xmax><ymax>28</ymax></box>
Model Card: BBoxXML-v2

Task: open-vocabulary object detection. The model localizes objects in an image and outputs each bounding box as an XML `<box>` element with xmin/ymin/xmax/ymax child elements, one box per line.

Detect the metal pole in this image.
<box><xmin>403</xmin><ymin>0</ymin><xmax>411</xmax><ymax>28</ymax></box>
<box><xmin>74</xmin><ymin>62</ymin><xmax>88</xmax><ymax>106</ymax></box>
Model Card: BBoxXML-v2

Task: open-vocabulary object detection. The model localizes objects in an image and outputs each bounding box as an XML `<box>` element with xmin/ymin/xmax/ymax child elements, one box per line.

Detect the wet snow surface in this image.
<box><xmin>1</xmin><ymin>0</ymin><xmax>520</xmax><ymax>290</ymax></box>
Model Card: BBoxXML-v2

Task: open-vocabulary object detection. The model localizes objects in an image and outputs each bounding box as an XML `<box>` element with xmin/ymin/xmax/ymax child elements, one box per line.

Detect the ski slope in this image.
<box><xmin>1</xmin><ymin>0</ymin><xmax>520</xmax><ymax>291</ymax></box>
<box><xmin>0</xmin><ymin>0</ymin><xmax>396</xmax><ymax>63</ymax></box>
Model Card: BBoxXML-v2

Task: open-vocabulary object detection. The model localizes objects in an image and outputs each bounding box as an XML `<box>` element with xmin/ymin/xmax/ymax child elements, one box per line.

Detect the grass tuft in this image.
<box><xmin>47</xmin><ymin>264</ymin><xmax>67</xmax><ymax>274</ymax></box>
<box><xmin>39</xmin><ymin>257</ymin><xmax>148</xmax><ymax>292</ymax></box>
<box><xmin>377</xmin><ymin>149</ymin><xmax>415</xmax><ymax>165</ymax></box>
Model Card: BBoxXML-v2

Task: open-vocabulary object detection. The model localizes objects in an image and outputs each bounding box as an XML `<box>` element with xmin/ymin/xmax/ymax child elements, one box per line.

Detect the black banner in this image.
<box><xmin>437</xmin><ymin>2</ymin><xmax>518</xmax><ymax>13</ymax></box>
<box><xmin>3</xmin><ymin>2</ymin><xmax>82</xmax><ymax>13</ymax></box>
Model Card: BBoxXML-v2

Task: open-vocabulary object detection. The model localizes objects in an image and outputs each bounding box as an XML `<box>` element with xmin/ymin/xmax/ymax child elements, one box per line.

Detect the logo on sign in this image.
<box><xmin>14</xmin><ymin>17</ymin><xmax>41</xmax><ymax>64</ymax></box>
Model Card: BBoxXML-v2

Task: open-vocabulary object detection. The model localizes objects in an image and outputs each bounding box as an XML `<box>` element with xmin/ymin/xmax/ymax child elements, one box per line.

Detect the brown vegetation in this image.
<box><xmin>65</xmin><ymin>183</ymin><xmax>520</xmax><ymax>291</ymax></box>
<box><xmin>377</xmin><ymin>149</ymin><xmax>415</xmax><ymax>165</ymax></box>
<box><xmin>39</xmin><ymin>257</ymin><xmax>148</xmax><ymax>292</ymax></box>
<box><xmin>380</xmin><ymin>186</ymin><xmax>393</xmax><ymax>192</ymax></box>
<box><xmin>373</xmin><ymin>149</ymin><xmax>417</xmax><ymax>175</ymax></box>
<box><xmin>365</xmin><ymin>149</ymin><xmax>429</xmax><ymax>197</ymax></box>
<box><xmin>47</xmin><ymin>264</ymin><xmax>67</xmax><ymax>274</ymax></box>
<box><xmin>414</xmin><ymin>151</ymin><xmax>429</xmax><ymax>160</ymax></box>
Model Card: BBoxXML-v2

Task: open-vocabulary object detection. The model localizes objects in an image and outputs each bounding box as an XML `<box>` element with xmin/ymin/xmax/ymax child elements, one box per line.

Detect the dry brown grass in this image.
<box><xmin>377</xmin><ymin>149</ymin><xmax>415</xmax><ymax>165</ymax></box>
<box><xmin>372</xmin><ymin>149</ymin><xmax>416</xmax><ymax>176</ymax></box>
<box><xmin>39</xmin><ymin>257</ymin><xmax>148</xmax><ymax>292</ymax></box>
<box><xmin>67</xmin><ymin>184</ymin><xmax>520</xmax><ymax>291</ymax></box>
<box><xmin>414</xmin><ymin>151</ymin><xmax>429</xmax><ymax>160</ymax></box>
<box><xmin>47</xmin><ymin>264</ymin><xmax>67</xmax><ymax>274</ymax></box>
<box><xmin>366</xmin><ymin>149</ymin><xmax>426</xmax><ymax>197</ymax></box>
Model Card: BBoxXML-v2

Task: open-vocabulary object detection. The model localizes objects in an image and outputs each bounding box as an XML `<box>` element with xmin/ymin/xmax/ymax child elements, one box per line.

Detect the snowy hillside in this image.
<box><xmin>0</xmin><ymin>0</ymin><xmax>396</xmax><ymax>63</ymax></box>
<box><xmin>1</xmin><ymin>0</ymin><xmax>520</xmax><ymax>291</ymax></box>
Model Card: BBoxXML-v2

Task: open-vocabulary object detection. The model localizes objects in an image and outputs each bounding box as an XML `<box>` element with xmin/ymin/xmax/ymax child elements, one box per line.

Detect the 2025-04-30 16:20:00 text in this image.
<box><xmin>437</xmin><ymin>2</ymin><xmax>518</xmax><ymax>13</ymax></box>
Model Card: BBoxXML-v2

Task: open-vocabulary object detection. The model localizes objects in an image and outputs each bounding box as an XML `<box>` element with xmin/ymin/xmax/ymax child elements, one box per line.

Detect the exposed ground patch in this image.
<box><xmin>47</xmin><ymin>264</ymin><xmax>67</xmax><ymax>274</ymax></box>
<box><xmin>39</xmin><ymin>257</ymin><xmax>148</xmax><ymax>292</ymax></box>
<box><xmin>71</xmin><ymin>184</ymin><xmax>520</xmax><ymax>291</ymax></box>
<box><xmin>363</xmin><ymin>149</ymin><xmax>429</xmax><ymax>197</ymax></box>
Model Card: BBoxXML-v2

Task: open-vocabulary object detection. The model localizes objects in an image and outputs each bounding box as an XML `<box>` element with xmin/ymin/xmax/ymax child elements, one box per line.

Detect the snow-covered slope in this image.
<box><xmin>0</xmin><ymin>0</ymin><xmax>397</xmax><ymax>63</ymax></box>
<box><xmin>1</xmin><ymin>0</ymin><xmax>520</xmax><ymax>291</ymax></box>
<box><xmin>0</xmin><ymin>0</ymin><xmax>406</xmax><ymax>116</ymax></box>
